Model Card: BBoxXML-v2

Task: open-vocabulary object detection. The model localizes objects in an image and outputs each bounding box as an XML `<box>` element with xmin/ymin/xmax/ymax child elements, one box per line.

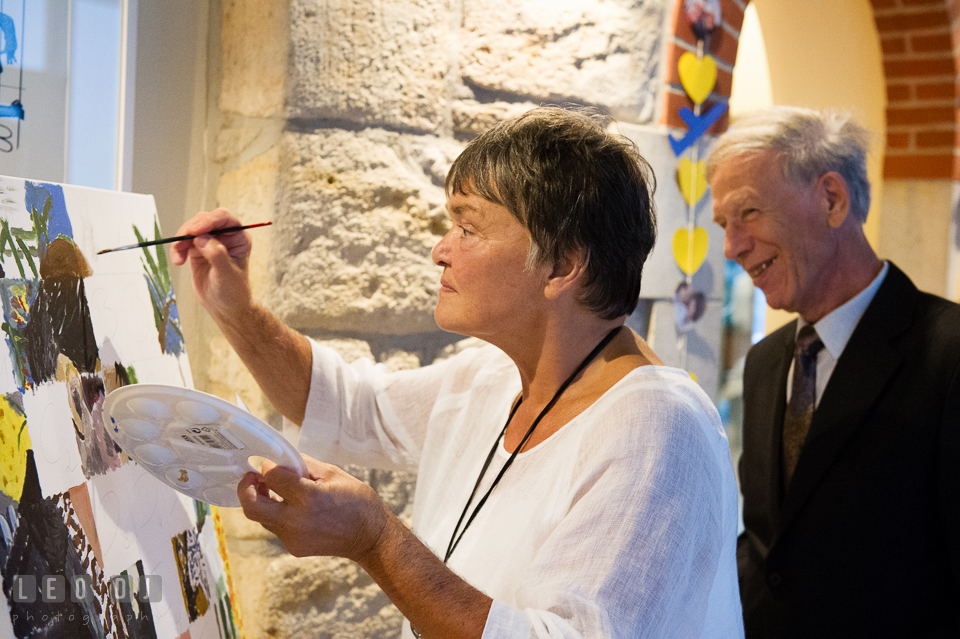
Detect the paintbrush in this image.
<box><xmin>97</xmin><ymin>221</ymin><xmax>273</xmax><ymax>255</ymax></box>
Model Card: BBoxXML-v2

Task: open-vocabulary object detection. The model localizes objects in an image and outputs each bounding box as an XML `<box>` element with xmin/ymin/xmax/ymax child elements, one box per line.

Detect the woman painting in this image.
<box><xmin>172</xmin><ymin>107</ymin><xmax>743</xmax><ymax>638</ymax></box>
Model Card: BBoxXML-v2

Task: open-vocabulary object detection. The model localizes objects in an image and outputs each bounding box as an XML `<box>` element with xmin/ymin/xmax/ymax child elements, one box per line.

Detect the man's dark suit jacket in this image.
<box><xmin>738</xmin><ymin>263</ymin><xmax>960</xmax><ymax>637</ymax></box>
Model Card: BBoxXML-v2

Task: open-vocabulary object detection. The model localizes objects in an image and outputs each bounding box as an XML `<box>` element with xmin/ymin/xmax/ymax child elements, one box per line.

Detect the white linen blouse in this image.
<box><xmin>290</xmin><ymin>340</ymin><xmax>744</xmax><ymax>638</ymax></box>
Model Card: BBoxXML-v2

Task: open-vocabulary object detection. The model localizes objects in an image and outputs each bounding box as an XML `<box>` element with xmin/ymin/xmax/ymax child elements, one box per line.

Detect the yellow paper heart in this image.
<box><xmin>676</xmin><ymin>159</ymin><xmax>707</xmax><ymax>206</ymax></box>
<box><xmin>672</xmin><ymin>227</ymin><xmax>709</xmax><ymax>275</ymax></box>
<box><xmin>677</xmin><ymin>52</ymin><xmax>717</xmax><ymax>105</ymax></box>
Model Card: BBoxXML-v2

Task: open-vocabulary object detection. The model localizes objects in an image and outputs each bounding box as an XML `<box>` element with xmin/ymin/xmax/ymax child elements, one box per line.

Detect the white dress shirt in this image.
<box><xmin>788</xmin><ymin>261</ymin><xmax>889</xmax><ymax>406</ymax></box>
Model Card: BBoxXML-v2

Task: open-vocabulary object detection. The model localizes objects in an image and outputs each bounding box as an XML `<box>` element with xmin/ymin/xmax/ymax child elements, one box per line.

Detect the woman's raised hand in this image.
<box><xmin>170</xmin><ymin>208</ymin><xmax>254</xmax><ymax>322</ymax></box>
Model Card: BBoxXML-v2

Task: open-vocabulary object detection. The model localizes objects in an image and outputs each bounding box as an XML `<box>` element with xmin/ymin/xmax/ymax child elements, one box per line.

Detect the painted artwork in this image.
<box><xmin>0</xmin><ymin>176</ymin><xmax>241</xmax><ymax>638</ymax></box>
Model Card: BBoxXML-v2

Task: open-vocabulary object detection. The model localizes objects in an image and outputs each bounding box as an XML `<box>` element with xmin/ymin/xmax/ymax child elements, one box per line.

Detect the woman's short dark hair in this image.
<box><xmin>445</xmin><ymin>107</ymin><xmax>657</xmax><ymax>320</ymax></box>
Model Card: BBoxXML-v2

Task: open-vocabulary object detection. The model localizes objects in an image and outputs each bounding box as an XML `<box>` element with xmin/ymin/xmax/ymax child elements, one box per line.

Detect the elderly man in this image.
<box><xmin>708</xmin><ymin>106</ymin><xmax>960</xmax><ymax>637</ymax></box>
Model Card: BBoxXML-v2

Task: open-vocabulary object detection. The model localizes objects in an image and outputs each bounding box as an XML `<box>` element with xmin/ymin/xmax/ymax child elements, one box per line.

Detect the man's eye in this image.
<box><xmin>459</xmin><ymin>225</ymin><xmax>472</xmax><ymax>237</ymax></box>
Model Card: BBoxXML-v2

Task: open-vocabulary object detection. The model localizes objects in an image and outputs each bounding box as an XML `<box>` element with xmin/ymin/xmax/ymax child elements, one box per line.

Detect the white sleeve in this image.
<box><xmin>480</xmin><ymin>383</ymin><xmax>741</xmax><ymax>638</ymax></box>
<box><xmin>291</xmin><ymin>339</ymin><xmax>497</xmax><ymax>473</ymax></box>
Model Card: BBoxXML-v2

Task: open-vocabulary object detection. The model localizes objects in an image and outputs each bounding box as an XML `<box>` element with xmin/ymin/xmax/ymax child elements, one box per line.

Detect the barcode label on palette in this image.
<box><xmin>179</xmin><ymin>426</ymin><xmax>238</xmax><ymax>450</ymax></box>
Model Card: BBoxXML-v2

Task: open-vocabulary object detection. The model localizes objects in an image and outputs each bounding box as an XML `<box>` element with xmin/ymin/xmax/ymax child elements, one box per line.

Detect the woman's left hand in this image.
<box><xmin>238</xmin><ymin>455</ymin><xmax>389</xmax><ymax>562</ymax></box>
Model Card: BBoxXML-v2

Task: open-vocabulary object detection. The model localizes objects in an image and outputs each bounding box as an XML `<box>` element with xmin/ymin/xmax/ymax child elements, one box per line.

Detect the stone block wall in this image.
<box><xmin>188</xmin><ymin>1</ymin><xmax>730</xmax><ymax>637</ymax></box>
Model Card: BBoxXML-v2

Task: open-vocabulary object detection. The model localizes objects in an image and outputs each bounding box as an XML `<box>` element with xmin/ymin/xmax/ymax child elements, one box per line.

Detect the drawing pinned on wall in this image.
<box><xmin>0</xmin><ymin>2</ymin><xmax>24</xmax><ymax>150</ymax></box>
<box><xmin>0</xmin><ymin>174</ymin><xmax>240</xmax><ymax>639</ymax></box>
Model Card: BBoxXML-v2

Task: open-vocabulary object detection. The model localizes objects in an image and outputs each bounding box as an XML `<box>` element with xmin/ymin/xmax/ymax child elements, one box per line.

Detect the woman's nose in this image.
<box><xmin>432</xmin><ymin>228</ymin><xmax>452</xmax><ymax>267</ymax></box>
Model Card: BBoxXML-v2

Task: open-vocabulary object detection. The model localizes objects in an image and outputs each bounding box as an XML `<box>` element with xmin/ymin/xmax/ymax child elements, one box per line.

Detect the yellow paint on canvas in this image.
<box><xmin>212</xmin><ymin>505</ymin><xmax>246</xmax><ymax>638</ymax></box>
<box><xmin>0</xmin><ymin>395</ymin><xmax>31</xmax><ymax>500</ymax></box>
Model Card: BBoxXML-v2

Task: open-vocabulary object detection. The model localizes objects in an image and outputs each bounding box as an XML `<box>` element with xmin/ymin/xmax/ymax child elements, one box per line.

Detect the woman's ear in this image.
<box><xmin>544</xmin><ymin>247</ymin><xmax>588</xmax><ymax>300</ymax></box>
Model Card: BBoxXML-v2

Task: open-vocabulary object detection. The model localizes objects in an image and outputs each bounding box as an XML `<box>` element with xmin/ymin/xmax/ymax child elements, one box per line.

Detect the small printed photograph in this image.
<box><xmin>674</xmin><ymin>281</ymin><xmax>707</xmax><ymax>333</ymax></box>
<box><xmin>684</xmin><ymin>0</ymin><xmax>722</xmax><ymax>43</ymax></box>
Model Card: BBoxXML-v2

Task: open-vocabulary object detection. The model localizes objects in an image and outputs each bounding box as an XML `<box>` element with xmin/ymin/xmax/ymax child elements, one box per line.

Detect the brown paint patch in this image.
<box><xmin>67</xmin><ymin>482</ymin><xmax>104</xmax><ymax>569</ymax></box>
<box><xmin>39</xmin><ymin>237</ymin><xmax>93</xmax><ymax>279</ymax></box>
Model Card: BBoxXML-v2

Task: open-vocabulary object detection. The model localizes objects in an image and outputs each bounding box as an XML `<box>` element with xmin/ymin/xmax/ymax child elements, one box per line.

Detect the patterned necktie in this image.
<box><xmin>782</xmin><ymin>325</ymin><xmax>824</xmax><ymax>487</ymax></box>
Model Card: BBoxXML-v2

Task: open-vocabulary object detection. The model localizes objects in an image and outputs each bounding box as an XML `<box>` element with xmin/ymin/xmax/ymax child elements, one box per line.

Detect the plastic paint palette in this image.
<box><xmin>103</xmin><ymin>384</ymin><xmax>307</xmax><ymax>507</ymax></box>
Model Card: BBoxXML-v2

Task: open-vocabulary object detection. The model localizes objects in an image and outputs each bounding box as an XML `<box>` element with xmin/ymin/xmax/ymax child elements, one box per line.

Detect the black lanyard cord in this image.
<box><xmin>442</xmin><ymin>325</ymin><xmax>622</xmax><ymax>563</ymax></box>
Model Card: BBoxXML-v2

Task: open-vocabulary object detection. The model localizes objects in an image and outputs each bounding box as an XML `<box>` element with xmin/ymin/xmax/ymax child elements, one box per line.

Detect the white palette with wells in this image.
<box><xmin>103</xmin><ymin>384</ymin><xmax>306</xmax><ymax>507</ymax></box>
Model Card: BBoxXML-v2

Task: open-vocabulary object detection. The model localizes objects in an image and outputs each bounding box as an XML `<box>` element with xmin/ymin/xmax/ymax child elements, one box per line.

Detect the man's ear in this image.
<box><xmin>544</xmin><ymin>247</ymin><xmax>588</xmax><ymax>300</ymax></box>
<box><xmin>819</xmin><ymin>171</ymin><xmax>852</xmax><ymax>229</ymax></box>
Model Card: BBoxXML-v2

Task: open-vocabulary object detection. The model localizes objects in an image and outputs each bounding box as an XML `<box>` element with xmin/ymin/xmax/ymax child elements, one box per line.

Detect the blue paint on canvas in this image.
<box><xmin>24</xmin><ymin>182</ymin><xmax>74</xmax><ymax>254</ymax></box>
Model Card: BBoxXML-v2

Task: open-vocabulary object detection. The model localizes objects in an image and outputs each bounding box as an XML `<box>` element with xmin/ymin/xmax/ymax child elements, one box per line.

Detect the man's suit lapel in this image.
<box><xmin>741</xmin><ymin>320</ymin><xmax>794</xmax><ymax>550</ymax></box>
<box><xmin>776</xmin><ymin>264</ymin><xmax>916</xmax><ymax>537</ymax></box>
<box><xmin>755</xmin><ymin>327</ymin><xmax>794</xmax><ymax>512</ymax></box>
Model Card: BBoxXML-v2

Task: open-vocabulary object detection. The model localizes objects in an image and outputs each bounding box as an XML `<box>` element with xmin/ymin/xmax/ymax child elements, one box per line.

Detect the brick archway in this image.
<box><xmin>661</xmin><ymin>0</ymin><xmax>960</xmax><ymax>182</ymax></box>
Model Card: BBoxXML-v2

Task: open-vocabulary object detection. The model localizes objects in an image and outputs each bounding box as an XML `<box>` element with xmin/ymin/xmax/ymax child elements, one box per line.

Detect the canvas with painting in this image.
<box><xmin>0</xmin><ymin>176</ymin><xmax>239</xmax><ymax>639</ymax></box>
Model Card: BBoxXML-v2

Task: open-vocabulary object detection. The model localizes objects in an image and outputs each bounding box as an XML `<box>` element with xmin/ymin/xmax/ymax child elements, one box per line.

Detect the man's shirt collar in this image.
<box><xmin>800</xmin><ymin>261</ymin><xmax>889</xmax><ymax>360</ymax></box>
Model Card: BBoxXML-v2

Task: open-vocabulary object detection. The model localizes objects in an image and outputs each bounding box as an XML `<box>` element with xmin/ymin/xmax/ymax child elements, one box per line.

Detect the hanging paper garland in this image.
<box><xmin>669</xmin><ymin>3</ymin><xmax>725</xmax><ymax>371</ymax></box>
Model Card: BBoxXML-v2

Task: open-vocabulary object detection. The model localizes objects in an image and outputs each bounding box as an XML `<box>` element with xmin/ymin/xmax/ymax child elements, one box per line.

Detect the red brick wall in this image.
<box><xmin>875</xmin><ymin>0</ymin><xmax>956</xmax><ymax>178</ymax></box>
<box><xmin>662</xmin><ymin>0</ymin><xmax>960</xmax><ymax>181</ymax></box>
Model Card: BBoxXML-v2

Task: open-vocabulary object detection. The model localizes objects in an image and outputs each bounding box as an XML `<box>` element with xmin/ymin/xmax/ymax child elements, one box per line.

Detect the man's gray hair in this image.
<box><xmin>706</xmin><ymin>106</ymin><xmax>872</xmax><ymax>223</ymax></box>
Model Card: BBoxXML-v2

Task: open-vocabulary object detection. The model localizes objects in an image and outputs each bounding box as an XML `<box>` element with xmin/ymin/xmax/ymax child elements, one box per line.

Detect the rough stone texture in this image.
<box><xmin>380</xmin><ymin>349</ymin><xmax>422</xmax><ymax>371</ymax></box>
<box><xmin>451</xmin><ymin>99</ymin><xmax>542</xmax><ymax>137</ymax></box>
<box><xmin>220</xmin><ymin>507</ymin><xmax>289</xmax><ymax>639</ymax></box>
<box><xmin>317</xmin><ymin>337</ymin><xmax>376</xmax><ymax>363</ymax></box>
<box><xmin>459</xmin><ymin>0</ymin><xmax>665</xmax><ymax>123</ymax></box>
<box><xmin>207</xmin><ymin>335</ymin><xmax>280</xmax><ymax>424</ymax></box>
<box><xmin>287</xmin><ymin>0</ymin><xmax>450</xmax><ymax>131</ymax></box>
<box><xmin>263</xmin><ymin>555</ymin><xmax>402</xmax><ymax>639</ymax></box>
<box><xmin>215</xmin><ymin>114</ymin><xmax>288</xmax><ymax>172</ymax></box>
<box><xmin>197</xmin><ymin>147</ymin><xmax>284</xmax><ymax>425</ymax></box>
<box><xmin>878</xmin><ymin>180</ymin><xmax>952</xmax><ymax>298</ymax></box>
<box><xmin>221</xmin><ymin>0</ymin><xmax>289</xmax><ymax>117</ymax></box>
<box><xmin>216</xmin><ymin>146</ymin><xmax>281</xmax><ymax>302</ymax></box>
<box><xmin>269</xmin><ymin>129</ymin><xmax>464</xmax><ymax>334</ymax></box>
<box><xmin>435</xmin><ymin>335</ymin><xmax>487</xmax><ymax>361</ymax></box>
